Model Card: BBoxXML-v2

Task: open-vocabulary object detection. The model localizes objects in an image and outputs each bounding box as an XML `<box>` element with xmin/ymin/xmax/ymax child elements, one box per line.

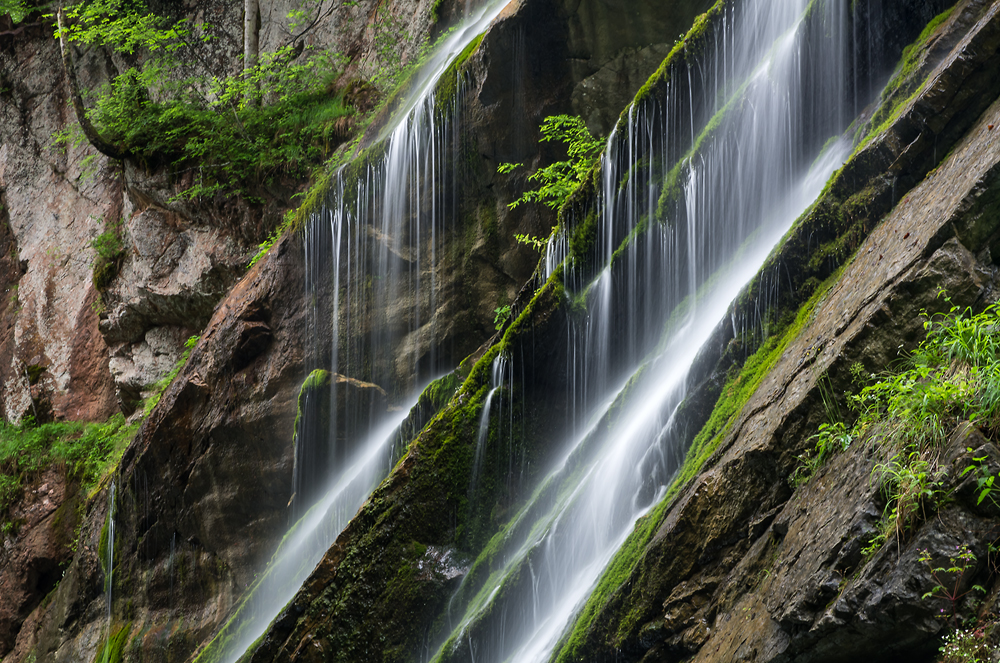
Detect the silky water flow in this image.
<box><xmin>197</xmin><ymin>2</ymin><xmax>514</xmax><ymax>660</ymax></box>
<box><xmin>430</xmin><ymin>0</ymin><xmax>872</xmax><ymax>661</ymax></box>
<box><xmin>202</xmin><ymin>0</ymin><xmax>902</xmax><ymax>661</ymax></box>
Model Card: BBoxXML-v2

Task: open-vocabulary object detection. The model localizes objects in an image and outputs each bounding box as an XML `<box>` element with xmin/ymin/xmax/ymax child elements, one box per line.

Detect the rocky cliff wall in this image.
<box><xmin>0</xmin><ymin>0</ymin><xmax>708</xmax><ymax>661</ymax></box>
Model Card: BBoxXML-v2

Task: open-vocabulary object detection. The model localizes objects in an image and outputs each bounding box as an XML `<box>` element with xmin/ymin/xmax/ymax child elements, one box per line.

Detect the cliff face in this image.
<box><xmin>3</xmin><ymin>0</ymin><xmax>1000</xmax><ymax>663</ymax></box>
<box><xmin>0</xmin><ymin>0</ymin><xmax>705</xmax><ymax>661</ymax></box>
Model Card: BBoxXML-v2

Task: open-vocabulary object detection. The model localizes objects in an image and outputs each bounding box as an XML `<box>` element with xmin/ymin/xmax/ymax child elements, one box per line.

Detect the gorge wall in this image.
<box><xmin>2</xmin><ymin>0</ymin><xmax>1000</xmax><ymax>662</ymax></box>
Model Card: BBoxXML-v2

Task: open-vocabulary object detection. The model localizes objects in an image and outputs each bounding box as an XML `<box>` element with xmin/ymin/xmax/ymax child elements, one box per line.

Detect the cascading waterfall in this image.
<box><xmin>198</xmin><ymin>3</ymin><xmax>515</xmax><ymax>662</ymax></box>
<box><xmin>430</xmin><ymin>0</ymin><xmax>866</xmax><ymax>661</ymax></box>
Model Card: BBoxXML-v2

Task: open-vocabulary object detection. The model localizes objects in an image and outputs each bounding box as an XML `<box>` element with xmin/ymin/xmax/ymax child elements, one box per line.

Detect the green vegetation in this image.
<box><xmin>0</xmin><ymin>414</ymin><xmax>139</xmax><ymax>528</ymax></box>
<box><xmin>499</xmin><ymin>115</ymin><xmax>603</xmax><ymax>212</ymax></box>
<box><xmin>434</xmin><ymin>33</ymin><xmax>484</xmax><ymax>112</ymax></box>
<box><xmin>514</xmin><ymin>233</ymin><xmax>547</xmax><ymax>253</ymax></box>
<box><xmin>60</xmin><ymin>3</ymin><xmax>353</xmax><ymax>200</ymax></box>
<box><xmin>0</xmin><ymin>0</ymin><xmax>29</xmax><ymax>22</ymax></box>
<box><xmin>493</xmin><ymin>305</ymin><xmax>511</xmax><ymax>331</ymax></box>
<box><xmin>555</xmin><ymin>267</ymin><xmax>842</xmax><ymax>660</ymax></box>
<box><xmin>629</xmin><ymin>0</ymin><xmax>725</xmax><ymax>109</ymax></box>
<box><xmin>292</xmin><ymin>368</ymin><xmax>331</xmax><ymax>446</ymax></box>
<box><xmin>91</xmin><ymin>217</ymin><xmax>125</xmax><ymax>290</ymax></box>
<box><xmin>794</xmin><ymin>300</ymin><xmax>1000</xmax><ymax>554</ymax></box>
<box><xmin>680</xmin><ymin>269</ymin><xmax>841</xmax><ymax>488</ymax></box>
<box><xmin>247</xmin><ymin>211</ymin><xmax>294</xmax><ymax>269</ymax></box>
<box><xmin>854</xmin><ymin>5</ymin><xmax>957</xmax><ymax>151</ymax></box>
<box><xmin>94</xmin><ymin>623</ymin><xmax>132</xmax><ymax>663</ymax></box>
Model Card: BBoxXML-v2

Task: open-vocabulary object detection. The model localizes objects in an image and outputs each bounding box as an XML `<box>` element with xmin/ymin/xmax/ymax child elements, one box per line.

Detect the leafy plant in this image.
<box><xmin>499</xmin><ymin>115</ymin><xmax>603</xmax><ymax>211</ymax></box>
<box><xmin>789</xmin><ymin>421</ymin><xmax>853</xmax><ymax>487</ymax></box>
<box><xmin>920</xmin><ymin>545</ymin><xmax>985</xmax><ymax>627</ymax></box>
<box><xmin>798</xmin><ymin>298</ymin><xmax>1000</xmax><ymax>553</ymax></box>
<box><xmin>871</xmin><ymin>452</ymin><xmax>944</xmax><ymax>546</ymax></box>
<box><xmin>493</xmin><ymin>305</ymin><xmax>512</xmax><ymax>332</ymax></box>
<box><xmin>960</xmin><ymin>453</ymin><xmax>1000</xmax><ymax>508</ymax></box>
<box><xmin>0</xmin><ymin>0</ymin><xmax>30</xmax><ymax>23</ymax></box>
<box><xmin>514</xmin><ymin>233</ymin><xmax>547</xmax><ymax>253</ymax></box>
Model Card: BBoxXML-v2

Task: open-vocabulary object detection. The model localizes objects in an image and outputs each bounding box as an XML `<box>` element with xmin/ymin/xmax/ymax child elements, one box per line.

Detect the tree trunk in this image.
<box><xmin>244</xmin><ymin>0</ymin><xmax>260</xmax><ymax>103</ymax></box>
<box><xmin>56</xmin><ymin>8</ymin><xmax>127</xmax><ymax>161</ymax></box>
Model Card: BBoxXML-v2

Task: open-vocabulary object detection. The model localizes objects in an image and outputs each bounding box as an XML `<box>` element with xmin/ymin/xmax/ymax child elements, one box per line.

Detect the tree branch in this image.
<box><xmin>57</xmin><ymin>8</ymin><xmax>128</xmax><ymax>161</ymax></box>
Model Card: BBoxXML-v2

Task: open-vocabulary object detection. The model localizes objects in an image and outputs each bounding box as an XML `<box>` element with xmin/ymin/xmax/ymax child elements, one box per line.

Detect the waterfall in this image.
<box><xmin>430</xmin><ymin>0</ymin><xmax>863</xmax><ymax>661</ymax></box>
<box><xmin>195</xmin><ymin>3</ymin><xmax>514</xmax><ymax>662</ymax></box>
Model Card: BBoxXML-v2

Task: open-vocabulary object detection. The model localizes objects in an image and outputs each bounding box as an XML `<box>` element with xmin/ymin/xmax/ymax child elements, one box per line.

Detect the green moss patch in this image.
<box><xmin>853</xmin><ymin>4</ymin><xmax>958</xmax><ymax>151</ymax></box>
<box><xmin>434</xmin><ymin>33</ymin><xmax>485</xmax><ymax>113</ymax></box>
<box><xmin>94</xmin><ymin>623</ymin><xmax>132</xmax><ymax>663</ymax></box>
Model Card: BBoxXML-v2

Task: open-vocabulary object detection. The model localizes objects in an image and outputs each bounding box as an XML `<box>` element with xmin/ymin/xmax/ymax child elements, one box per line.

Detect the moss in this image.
<box><xmin>554</xmin><ymin>266</ymin><xmax>842</xmax><ymax>661</ymax></box>
<box><xmin>25</xmin><ymin>364</ymin><xmax>44</xmax><ymax>385</ymax></box>
<box><xmin>434</xmin><ymin>33</ymin><xmax>485</xmax><ymax>113</ymax></box>
<box><xmin>853</xmin><ymin>4</ymin><xmax>957</xmax><ymax>151</ymax></box>
<box><xmin>429</xmin><ymin>0</ymin><xmax>445</xmax><ymax>24</ymax></box>
<box><xmin>92</xmin><ymin>254</ymin><xmax>122</xmax><ymax>291</ymax></box>
<box><xmin>672</xmin><ymin>267</ymin><xmax>842</xmax><ymax>498</ymax></box>
<box><xmin>654</xmin><ymin>77</ymin><xmax>749</xmax><ymax>223</ymax></box>
<box><xmin>97</xmin><ymin>510</ymin><xmax>110</xmax><ymax>575</ymax></box>
<box><xmin>608</xmin><ymin>216</ymin><xmax>649</xmax><ymax>266</ymax></box>
<box><xmin>568</xmin><ymin>208</ymin><xmax>598</xmax><ymax>262</ymax></box>
<box><xmin>239</xmin><ymin>266</ymin><xmax>569</xmax><ymax>663</ymax></box>
<box><xmin>292</xmin><ymin>368</ymin><xmax>332</xmax><ymax>440</ymax></box>
<box><xmin>94</xmin><ymin>623</ymin><xmax>132</xmax><ymax>663</ymax></box>
<box><xmin>628</xmin><ymin>0</ymin><xmax>727</xmax><ymax>111</ymax></box>
<box><xmin>417</xmin><ymin>371</ymin><xmax>463</xmax><ymax>414</ymax></box>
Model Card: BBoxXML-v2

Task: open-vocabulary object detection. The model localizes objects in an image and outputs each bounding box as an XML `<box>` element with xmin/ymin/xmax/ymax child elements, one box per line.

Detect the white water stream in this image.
<box><xmin>431</xmin><ymin>0</ymin><xmax>857</xmax><ymax>661</ymax></box>
<box><xmin>198</xmin><ymin>2</ymin><xmax>515</xmax><ymax>661</ymax></box>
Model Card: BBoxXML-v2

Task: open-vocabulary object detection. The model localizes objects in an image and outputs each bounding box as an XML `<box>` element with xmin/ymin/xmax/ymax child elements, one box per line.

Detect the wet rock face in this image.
<box><xmin>558</xmin><ymin>0</ymin><xmax>709</xmax><ymax>135</ymax></box>
<box><xmin>0</xmin><ymin>467</ymin><xmax>80</xmax><ymax>655</ymax></box>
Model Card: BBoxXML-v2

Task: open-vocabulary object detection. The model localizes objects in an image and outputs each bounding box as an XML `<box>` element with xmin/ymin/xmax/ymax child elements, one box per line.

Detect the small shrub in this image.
<box><xmin>91</xmin><ymin>218</ymin><xmax>125</xmax><ymax>291</ymax></box>
<box><xmin>493</xmin><ymin>305</ymin><xmax>511</xmax><ymax>332</ymax></box>
<box><xmin>499</xmin><ymin>115</ymin><xmax>603</xmax><ymax>212</ymax></box>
